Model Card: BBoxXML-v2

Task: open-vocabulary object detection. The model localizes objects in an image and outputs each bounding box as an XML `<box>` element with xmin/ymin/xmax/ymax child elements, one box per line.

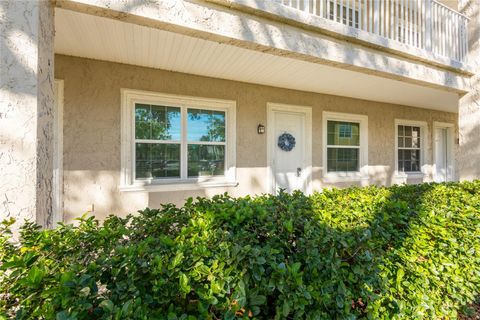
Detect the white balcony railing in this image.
<box><xmin>273</xmin><ymin>0</ymin><xmax>469</xmax><ymax>63</ymax></box>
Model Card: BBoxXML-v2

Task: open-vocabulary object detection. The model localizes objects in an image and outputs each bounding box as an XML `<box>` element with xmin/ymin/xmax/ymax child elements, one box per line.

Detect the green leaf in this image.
<box><xmin>283</xmin><ymin>219</ymin><xmax>294</xmax><ymax>233</ymax></box>
<box><xmin>396</xmin><ymin>268</ymin><xmax>405</xmax><ymax>289</ymax></box>
<box><xmin>121</xmin><ymin>300</ymin><xmax>133</xmax><ymax>315</ymax></box>
<box><xmin>170</xmin><ymin>252</ymin><xmax>184</xmax><ymax>270</ymax></box>
<box><xmin>234</xmin><ymin>280</ymin><xmax>247</xmax><ymax>307</ymax></box>
<box><xmin>290</xmin><ymin>262</ymin><xmax>301</xmax><ymax>274</ymax></box>
<box><xmin>55</xmin><ymin>311</ymin><xmax>70</xmax><ymax>320</ymax></box>
<box><xmin>256</xmin><ymin>256</ymin><xmax>266</xmax><ymax>265</ymax></box>
<box><xmin>282</xmin><ymin>301</ymin><xmax>290</xmax><ymax>317</ymax></box>
<box><xmin>79</xmin><ymin>286</ymin><xmax>90</xmax><ymax>297</ymax></box>
<box><xmin>249</xmin><ymin>294</ymin><xmax>267</xmax><ymax>306</ymax></box>
<box><xmin>179</xmin><ymin>273</ymin><xmax>190</xmax><ymax>294</ymax></box>
<box><xmin>27</xmin><ymin>266</ymin><xmax>44</xmax><ymax>287</ymax></box>
<box><xmin>99</xmin><ymin>300</ymin><xmax>114</xmax><ymax>312</ymax></box>
<box><xmin>336</xmin><ymin>295</ymin><xmax>344</xmax><ymax>308</ymax></box>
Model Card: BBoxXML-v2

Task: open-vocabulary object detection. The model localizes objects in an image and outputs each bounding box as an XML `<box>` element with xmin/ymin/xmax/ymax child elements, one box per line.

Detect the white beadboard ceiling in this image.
<box><xmin>54</xmin><ymin>8</ymin><xmax>459</xmax><ymax>112</ymax></box>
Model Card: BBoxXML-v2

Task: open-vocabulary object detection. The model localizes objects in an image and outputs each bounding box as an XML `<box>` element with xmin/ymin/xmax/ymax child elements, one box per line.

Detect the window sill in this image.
<box><xmin>322</xmin><ymin>172</ymin><xmax>369</xmax><ymax>183</ymax></box>
<box><xmin>394</xmin><ymin>172</ymin><xmax>426</xmax><ymax>179</ymax></box>
<box><xmin>119</xmin><ymin>180</ymin><xmax>239</xmax><ymax>192</ymax></box>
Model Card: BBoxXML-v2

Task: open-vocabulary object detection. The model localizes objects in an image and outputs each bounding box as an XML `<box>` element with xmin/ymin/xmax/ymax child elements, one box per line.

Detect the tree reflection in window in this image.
<box><xmin>187</xmin><ymin>109</ymin><xmax>225</xmax><ymax>142</ymax></box>
<box><xmin>135</xmin><ymin>104</ymin><xmax>181</xmax><ymax>141</ymax></box>
<box><xmin>187</xmin><ymin>109</ymin><xmax>226</xmax><ymax>177</ymax></box>
<box><xmin>134</xmin><ymin>105</ymin><xmax>227</xmax><ymax>179</ymax></box>
<box><xmin>134</xmin><ymin>104</ymin><xmax>181</xmax><ymax>179</ymax></box>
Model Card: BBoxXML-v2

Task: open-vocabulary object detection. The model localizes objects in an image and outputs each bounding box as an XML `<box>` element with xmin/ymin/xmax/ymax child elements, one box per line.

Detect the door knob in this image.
<box><xmin>297</xmin><ymin>167</ymin><xmax>302</xmax><ymax>177</ymax></box>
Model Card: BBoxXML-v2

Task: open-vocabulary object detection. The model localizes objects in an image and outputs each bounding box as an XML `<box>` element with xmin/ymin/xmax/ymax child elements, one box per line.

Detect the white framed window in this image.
<box><xmin>394</xmin><ymin>119</ymin><xmax>427</xmax><ymax>177</ymax></box>
<box><xmin>323</xmin><ymin>111</ymin><xmax>368</xmax><ymax>182</ymax></box>
<box><xmin>120</xmin><ymin>89</ymin><xmax>236</xmax><ymax>192</ymax></box>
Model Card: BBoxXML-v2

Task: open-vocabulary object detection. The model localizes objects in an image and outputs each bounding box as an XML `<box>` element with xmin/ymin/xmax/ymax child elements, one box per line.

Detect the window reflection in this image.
<box><xmin>135</xmin><ymin>104</ymin><xmax>181</xmax><ymax>140</ymax></box>
<box><xmin>187</xmin><ymin>109</ymin><xmax>225</xmax><ymax>142</ymax></box>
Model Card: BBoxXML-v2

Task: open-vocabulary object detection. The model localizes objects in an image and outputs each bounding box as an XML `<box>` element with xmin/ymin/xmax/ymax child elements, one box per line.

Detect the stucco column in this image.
<box><xmin>458</xmin><ymin>0</ymin><xmax>480</xmax><ymax>180</ymax></box>
<box><xmin>0</xmin><ymin>1</ymin><xmax>55</xmax><ymax>228</ymax></box>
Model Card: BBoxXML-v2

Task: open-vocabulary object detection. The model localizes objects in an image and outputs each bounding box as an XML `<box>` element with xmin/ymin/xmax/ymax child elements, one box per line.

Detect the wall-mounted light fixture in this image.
<box><xmin>257</xmin><ymin>124</ymin><xmax>265</xmax><ymax>134</ymax></box>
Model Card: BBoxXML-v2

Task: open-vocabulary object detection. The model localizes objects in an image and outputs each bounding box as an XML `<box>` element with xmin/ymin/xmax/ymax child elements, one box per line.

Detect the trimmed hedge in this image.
<box><xmin>1</xmin><ymin>181</ymin><xmax>480</xmax><ymax>319</ymax></box>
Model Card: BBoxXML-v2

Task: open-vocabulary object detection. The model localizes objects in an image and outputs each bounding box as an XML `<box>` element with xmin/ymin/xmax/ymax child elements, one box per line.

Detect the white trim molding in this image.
<box><xmin>394</xmin><ymin>119</ymin><xmax>428</xmax><ymax>179</ymax></box>
<box><xmin>322</xmin><ymin>111</ymin><xmax>369</xmax><ymax>183</ymax></box>
<box><xmin>120</xmin><ymin>89</ymin><xmax>237</xmax><ymax>192</ymax></box>
<box><xmin>433</xmin><ymin>121</ymin><xmax>456</xmax><ymax>182</ymax></box>
<box><xmin>53</xmin><ymin>79</ymin><xmax>64</xmax><ymax>225</ymax></box>
<box><xmin>266</xmin><ymin>103</ymin><xmax>313</xmax><ymax>195</ymax></box>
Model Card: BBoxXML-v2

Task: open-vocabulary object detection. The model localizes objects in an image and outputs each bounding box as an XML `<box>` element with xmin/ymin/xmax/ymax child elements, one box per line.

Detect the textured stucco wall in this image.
<box><xmin>458</xmin><ymin>0</ymin><xmax>480</xmax><ymax>180</ymax></box>
<box><xmin>0</xmin><ymin>1</ymin><xmax>55</xmax><ymax>229</ymax></box>
<box><xmin>55</xmin><ymin>55</ymin><xmax>458</xmax><ymax>222</ymax></box>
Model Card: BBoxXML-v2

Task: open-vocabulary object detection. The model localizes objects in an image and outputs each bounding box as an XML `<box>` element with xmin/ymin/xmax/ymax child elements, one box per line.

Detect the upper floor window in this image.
<box><xmin>121</xmin><ymin>90</ymin><xmax>236</xmax><ymax>191</ymax></box>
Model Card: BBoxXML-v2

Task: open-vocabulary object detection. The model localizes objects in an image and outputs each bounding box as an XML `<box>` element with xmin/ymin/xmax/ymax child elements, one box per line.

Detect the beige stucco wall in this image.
<box><xmin>0</xmin><ymin>0</ymin><xmax>55</xmax><ymax>230</ymax></box>
<box><xmin>55</xmin><ymin>55</ymin><xmax>458</xmax><ymax>222</ymax></box>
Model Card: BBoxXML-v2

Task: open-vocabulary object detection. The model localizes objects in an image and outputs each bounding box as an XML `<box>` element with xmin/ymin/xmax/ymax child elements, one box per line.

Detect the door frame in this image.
<box><xmin>53</xmin><ymin>79</ymin><xmax>64</xmax><ymax>225</ymax></box>
<box><xmin>266</xmin><ymin>103</ymin><xmax>312</xmax><ymax>195</ymax></box>
<box><xmin>433</xmin><ymin>121</ymin><xmax>455</xmax><ymax>182</ymax></box>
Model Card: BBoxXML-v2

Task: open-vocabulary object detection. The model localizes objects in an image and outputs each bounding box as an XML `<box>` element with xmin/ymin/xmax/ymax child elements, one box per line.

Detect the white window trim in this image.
<box><xmin>120</xmin><ymin>89</ymin><xmax>237</xmax><ymax>192</ymax></box>
<box><xmin>322</xmin><ymin>111</ymin><xmax>369</xmax><ymax>183</ymax></box>
<box><xmin>394</xmin><ymin>119</ymin><xmax>427</xmax><ymax>178</ymax></box>
<box><xmin>53</xmin><ymin>79</ymin><xmax>64</xmax><ymax>225</ymax></box>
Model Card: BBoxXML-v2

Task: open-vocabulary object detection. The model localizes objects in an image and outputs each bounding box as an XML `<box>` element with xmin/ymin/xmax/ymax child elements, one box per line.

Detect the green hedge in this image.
<box><xmin>1</xmin><ymin>182</ymin><xmax>480</xmax><ymax>319</ymax></box>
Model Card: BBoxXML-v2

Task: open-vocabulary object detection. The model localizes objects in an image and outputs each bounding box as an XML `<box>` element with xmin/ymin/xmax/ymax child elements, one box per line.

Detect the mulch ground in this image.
<box><xmin>459</xmin><ymin>300</ymin><xmax>480</xmax><ymax>320</ymax></box>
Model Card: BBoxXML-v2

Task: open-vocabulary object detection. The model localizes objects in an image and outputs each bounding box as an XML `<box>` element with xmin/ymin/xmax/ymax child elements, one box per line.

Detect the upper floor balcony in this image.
<box><xmin>271</xmin><ymin>0</ymin><xmax>469</xmax><ymax>64</ymax></box>
<box><xmin>54</xmin><ymin>0</ymin><xmax>472</xmax><ymax>110</ymax></box>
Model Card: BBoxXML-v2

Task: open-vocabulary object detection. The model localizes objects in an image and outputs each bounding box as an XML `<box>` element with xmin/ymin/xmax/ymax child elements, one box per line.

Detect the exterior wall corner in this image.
<box><xmin>0</xmin><ymin>0</ymin><xmax>56</xmax><ymax>230</ymax></box>
<box><xmin>458</xmin><ymin>0</ymin><xmax>480</xmax><ymax>180</ymax></box>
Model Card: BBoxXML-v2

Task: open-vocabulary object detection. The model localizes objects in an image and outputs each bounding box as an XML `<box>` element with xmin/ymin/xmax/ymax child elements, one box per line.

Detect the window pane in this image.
<box><xmin>404</xmin><ymin>160</ymin><xmax>412</xmax><ymax>172</ymax></box>
<box><xmin>327</xmin><ymin>121</ymin><xmax>360</xmax><ymax>146</ymax></box>
<box><xmin>135</xmin><ymin>143</ymin><xmax>180</xmax><ymax>179</ymax></box>
<box><xmin>405</xmin><ymin>126</ymin><xmax>412</xmax><ymax>137</ymax></box>
<box><xmin>412</xmin><ymin>150</ymin><xmax>421</xmax><ymax>171</ymax></box>
<box><xmin>188</xmin><ymin>144</ymin><xmax>225</xmax><ymax>177</ymax></box>
<box><xmin>412</xmin><ymin>126</ymin><xmax>420</xmax><ymax>138</ymax></box>
<box><xmin>398</xmin><ymin>125</ymin><xmax>421</xmax><ymax>149</ymax></box>
<box><xmin>187</xmin><ymin>109</ymin><xmax>225</xmax><ymax>142</ymax></box>
<box><xmin>327</xmin><ymin>148</ymin><xmax>359</xmax><ymax>172</ymax></box>
<box><xmin>135</xmin><ymin>104</ymin><xmax>181</xmax><ymax>140</ymax></box>
<box><xmin>135</xmin><ymin>104</ymin><xmax>151</xmax><ymax>140</ymax></box>
<box><xmin>405</xmin><ymin>137</ymin><xmax>412</xmax><ymax>148</ymax></box>
<box><xmin>398</xmin><ymin>137</ymin><xmax>404</xmax><ymax>148</ymax></box>
<box><xmin>412</xmin><ymin>127</ymin><xmax>421</xmax><ymax>148</ymax></box>
<box><xmin>398</xmin><ymin>149</ymin><xmax>421</xmax><ymax>172</ymax></box>
<box><xmin>412</xmin><ymin>137</ymin><xmax>420</xmax><ymax>148</ymax></box>
<box><xmin>398</xmin><ymin>149</ymin><xmax>404</xmax><ymax>171</ymax></box>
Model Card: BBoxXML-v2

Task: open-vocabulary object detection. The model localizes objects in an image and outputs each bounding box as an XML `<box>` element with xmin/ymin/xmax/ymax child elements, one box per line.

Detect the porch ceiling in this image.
<box><xmin>54</xmin><ymin>8</ymin><xmax>459</xmax><ymax>113</ymax></box>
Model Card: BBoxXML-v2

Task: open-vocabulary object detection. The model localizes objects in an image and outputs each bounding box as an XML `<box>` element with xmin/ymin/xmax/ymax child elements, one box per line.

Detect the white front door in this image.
<box><xmin>434</xmin><ymin>123</ymin><xmax>454</xmax><ymax>182</ymax></box>
<box><xmin>267</xmin><ymin>104</ymin><xmax>312</xmax><ymax>194</ymax></box>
